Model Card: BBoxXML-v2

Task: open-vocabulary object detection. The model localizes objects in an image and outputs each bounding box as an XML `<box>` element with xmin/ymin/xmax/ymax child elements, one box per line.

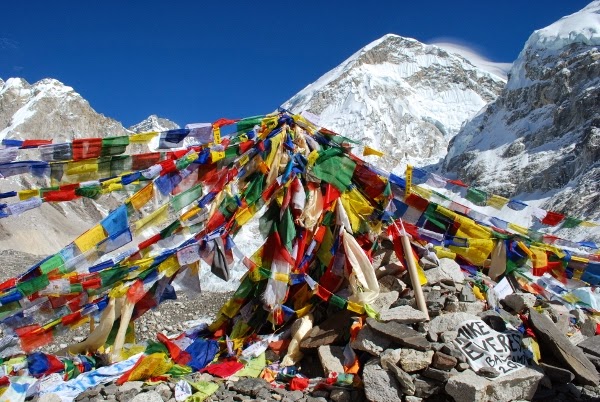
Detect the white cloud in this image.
<box><xmin>429</xmin><ymin>38</ymin><xmax>512</xmax><ymax>80</ymax></box>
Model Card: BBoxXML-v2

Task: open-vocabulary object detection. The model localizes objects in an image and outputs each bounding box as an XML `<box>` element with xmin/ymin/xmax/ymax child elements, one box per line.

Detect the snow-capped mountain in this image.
<box><xmin>284</xmin><ymin>34</ymin><xmax>505</xmax><ymax>173</ymax></box>
<box><xmin>0</xmin><ymin>78</ymin><xmax>180</xmax><ymax>254</ymax></box>
<box><xmin>443</xmin><ymin>2</ymin><xmax>600</xmax><ymax>224</ymax></box>
<box><xmin>129</xmin><ymin>114</ymin><xmax>179</xmax><ymax>133</ymax></box>
<box><xmin>0</xmin><ymin>78</ymin><xmax>128</xmax><ymax>142</ymax></box>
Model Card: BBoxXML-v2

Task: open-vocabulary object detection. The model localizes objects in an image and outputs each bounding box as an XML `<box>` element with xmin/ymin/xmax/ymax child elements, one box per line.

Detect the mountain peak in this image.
<box><xmin>129</xmin><ymin>114</ymin><xmax>179</xmax><ymax>133</ymax></box>
<box><xmin>284</xmin><ymin>33</ymin><xmax>504</xmax><ymax>173</ymax></box>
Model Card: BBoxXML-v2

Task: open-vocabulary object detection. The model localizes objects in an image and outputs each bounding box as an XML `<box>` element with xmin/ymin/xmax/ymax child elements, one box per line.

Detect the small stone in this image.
<box><xmin>439</xmin><ymin>331</ymin><xmax>457</xmax><ymax>343</ymax></box>
<box><xmin>381</xmin><ymin>349</ymin><xmax>415</xmax><ymax>395</ymax></box>
<box><xmin>101</xmin><ymin>383</ymin><xmax>118</xmax><ymax>396</ymax></box>
<box><xmin>310</xmin><ymin>390</ymin><xmax>330</xmax><ymax>399</ymax></box>
<box><xmin>398</xmin><ymin>349</ymin><xmax>434</xmax><ymax>373</ymax></box>
<box><xmin>446</xmin><ymin>368</ymin><xmax>544</xmax><ymax>402</ymax></box>
<box><xmin>503</xmin><ymin>293</ymin><xmax>536</xmax><ymax>313</ymax></box>
<box><xmin>317</xmin><ymin>345</ymin><xmax>345</xmax><ymax>376</ymax></box>
<box><xmin>578</xmin><ymin>335</ymin><xmax>600</xmax><ymax>358</ymax></box>
<box><xmin>229</xmin><ymin>378</ymin><xmax>271</xmax><ymax>397</ymax></box>
<box><xmin>379</xmin><ymin>305</ymin><xmax>428</xmax><ymax>324</ymax></box>
<box><xmin>444</xmin><ymin>295</ymin><xmax>459</xmax><ymax>313</ymax></box>
<box><xmin>362</xmin><ymin>358</ymin><xmax>403</xmax><ymax>402</ymax></box>
<box><xmin>431</xmin><ymin>351</ymin><xmax>457</xmax><ymax>371</ymax></box>
<box><xmin>350</xmin><ymin>325</ymin><xmax>392</xmax><ymax>356</ymax></box>
<box><xmin>427</xmin><ymin>329</ymin><xmax>439</xmax><ymax>343</ymax></box>
<box><xmin>456</xmin><ymin>362</ymin><xmax>470</xmax><ymax>371</ymax></box>
<box><xmin>367</xmin><ymin>318</ymin><xmax>431</xmax><ymax>351</ymax></box>
<box><xmin>155</xmin><ymin>383</ymin><xmax>172</xmax><ymax>400</ymax></box>
<box><xmin>286</xmin><ymin>390</ymin><xmax>305</xmax><ymax>401</ymax></box>
<box><xmin>539</xmin><ymin>362</ymin><xmax>575</xmax><ymax>384</ymax></box>
<box><xmin>300</xmin><ymin>310</ymin><xmax>354</xmax><ymax>349</ymax></box>
<box><xmin>371</xmin><ymin>291</ymin><xmax>399</xmax><ymax>313</ymax></box>
<box><xmin>422</xmin><ymin>367</ymin><xmax>452</xmax><ymax>382</ymax></box>
<box><xmin>329</xmin><ymin>389</ymin><xmax>351</xmax><ymax>402</ymax></box>
<box><xmin>404</xmin><ymin>397</ymin><xmax>423</xmax><ymax>402</ymax></box>
<box><xmin>478</xmin><ymin>367</ymin><xmax>500</xmax><ymax>378</ymax></box>
<box><xmin>459</xmin><ymin>286</ymin><xmax>476</xmax><ymax>302</ymax></box>
<box><xmin>38</xmin><ymin>394</ymin><xmax>62</xmax><ymax>402</ymax></box>
<box><xmin>428</xmin><ymin>312</ymin><xmax>479</xmax><ymax>334</ymax></box>
<box><xmin>413</xmin><ymin>377</ymin><xmax>442</xmax><ymax>398</ymax></box>
<box><xmin>478</xmin><ymin>310</ymin><xmax>507</xmax><ymax>332</ymax></box>
<box><xmin>457</xmin><ymin>301</ymin><xmax>486</xmax><ymax>314</ymax></box>
<box><xmin>425</xmin><ymin>258</ymin><xmax>464</xmax><ymax>285</ymax></box>
<box><xmin>130</xmin><ymin>391</ymin><xmax>163</xmax><ymax>402</ymax></box>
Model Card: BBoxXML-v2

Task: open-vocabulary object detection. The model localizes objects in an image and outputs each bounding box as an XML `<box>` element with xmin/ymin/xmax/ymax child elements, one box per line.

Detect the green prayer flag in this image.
<box><xmin>76</xmin><ymin>186</ymin><xmax>102</xmax><ymax>199</ymax></box>
<box><xmin>160</xmin><ymin>220</ymin><xmax>181</xmax><ymax>239</ymax></box>
<box><xmin>101</xmin><ymin>136</ymin><xmax>129</xmax><ymax>157</ymax></box>
<box><xmin>237</xmin><ymin>115</ymin><xmax>264</xmax><ymax>133</ymax></box>
<box><xmin>560</xmin><ymin>216</ymin><xmax>582</xmax><ymax>229</ymax></box>
<box><xmin>17</xmin><ymin>274</ymin><xmax>50</xmax><ymax>296</ymax></box>
<box><xmin>237</xmin><ymin>352</ymin><xmax>266</xmax><ymax>378</ymax></box>
<box><xmin>278</xmin><ymin>208</ymin><xmax>296</xmax><ymax>252</ymax></box>
<box><xmin>187</xmin><ymin>381</ymin><xmax>219</xmax><ymax>402</ymax></box>
<box><xmin>40</xmin><ymin>254</ymin><xmax>65</xmax><ymax>274</ymax></box>
<box><xmin>466</xmin><ymin>187</ymin><xmax>488</xmax><ymax>206</ymax></box>
<box><xmin>243</xmin><ymin>174</ymin><xmax>264</xmax><ymax>206</ymax></box>
<box><xmin>171</xmin><ymin>184</ymin><xmax>203</xmax><ymax>211</ymax></box>
<box><xmin>312</xmin><ymin>148</ymin><xmax>356</xmax><ymax>192</ymax></box>
<box><xmin>330</xmin><ymin>294</ymin><xmax>347</xmax><ymax>310</ymax></box>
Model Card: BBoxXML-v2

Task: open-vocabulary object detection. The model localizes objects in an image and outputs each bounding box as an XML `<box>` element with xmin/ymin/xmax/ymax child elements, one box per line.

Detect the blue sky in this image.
<box><xmin>0</xmin><ymin>1</ymin><xmax>590</xmax><ymax>127</ymax></box>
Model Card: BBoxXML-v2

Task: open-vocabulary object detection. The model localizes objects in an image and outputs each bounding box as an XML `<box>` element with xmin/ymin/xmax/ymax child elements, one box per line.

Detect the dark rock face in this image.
<box><xmin>529</xmin><ymin>309</ymin><xmax>599</xmax><ymax>386</ymax></box>
<box><xmin>443</xmin><ymin>33</ymin><xmax>600</xmax><ymax>227</ymax></box>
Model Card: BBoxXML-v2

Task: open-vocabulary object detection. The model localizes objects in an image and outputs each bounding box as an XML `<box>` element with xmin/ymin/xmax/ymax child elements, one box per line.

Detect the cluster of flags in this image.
<box><xmin>0</xmin><ymin>110</ymin><xmax>597</xmax><ymax>365</ymax></box>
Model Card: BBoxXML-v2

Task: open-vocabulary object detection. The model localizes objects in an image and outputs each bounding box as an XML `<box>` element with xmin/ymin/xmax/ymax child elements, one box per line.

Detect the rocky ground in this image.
<box><xmin>6</xmin><ymin>249</ymin><xmax>600</xmax><ymax>401</ymax></box>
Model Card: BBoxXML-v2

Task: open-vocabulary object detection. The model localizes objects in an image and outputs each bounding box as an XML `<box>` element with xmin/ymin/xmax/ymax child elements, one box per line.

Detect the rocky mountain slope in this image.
<box><xmin>443</xmin><ymin>2</ymin><xmax>600</xmax><ymax>224</ymax></box>
<box><xmin>284</xmin><ymin>34</ymin><xmax>505</xmax><ymax>173</ymax></box>
<box><xmin>0</xmin><ymin>78</ymin><xmax>177</xmax><ymax>254</ymax></box>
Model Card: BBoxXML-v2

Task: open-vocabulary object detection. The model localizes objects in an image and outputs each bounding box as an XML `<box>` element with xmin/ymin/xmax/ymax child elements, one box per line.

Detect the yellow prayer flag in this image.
<box><xmin>487</xmin><ymin>194</ymin><xmax>509</xmax><ymax>209</ymax></box>
<box><xmin>234</xmin><ymin>205</ymin><xmax>256</xmax><ymax>227</ymax></box>
<box><xmin>74</xmin><ymin>224</ymin><xmax>107</xmax><ymax>253</ymax></box>
<box><xmin>436</xmin><ymin>205</ymin><xmax>457</xmax><ymax>220</ymax></box>
<box><xmin>102</xmin><ymin>183</ymin><xmax>123</xmax><ymax>194</ymax></box>
<box><xmin>66</xmin><ymin>160</ymin><xmax>99</xmax><ymax>176</ymax></box>
<box><xmin>580</xmin><ymin>221</ymin><xmax>600</xmax><ymax>227</ymax></box>
<box><xmin>211</xmin><ymin>151</ymin><xmax>225</xmax><ymax>162</ymax></box>
<box><xmin>346</xmin><ymin>301</ymin><xmax>365</xmax><ymax>314</ymax></box>
<box><xmin>181</xmin><ymin>205</ymin><xmax>202</xmax><ymax>222</ymax></box>
<box><xmin>128</xmin><ymin>183</ymin><xmax>154</xmax><ymax>210</ymax></box>
<box><xmin>264</xmin><ymin>132</ymin><xmax>284</xmax><ymax>167</ymax></box>
<box><xmin>307</xmin><ymin>150</ymin><xmax>319</xmax><ymax>167</ymax></box>
<box><xmin>405</xmin><ymin>165</ymin><xmax>413</xmax><ymax>197</ymax></box>
<box><xmin>412</xmin><ymin>185</ymin><xmax>432</xmax><ymax>200</ymax></box>
<box><xmin>273</xmin><ymin>272</ymin><xmax>289</xmax><ymax>283</ymax></box>
<box><xmin>363</xmin><ymin>145</ymin><xmax>384</xmax><ymax>157</ymax></box>
<box><xmin>18</xmin><ymin>189</ymin><xmax>39</xmax><ymax>200</ymax></box>
<box><xmin>295</xmin><ymin>304</ymin><xmax>313</xmax><ymax>318</ymax></box>
<box><xmin>129</xmin><ymin>132</ymin><xmax>158</xmax><ymax>143</ymax></box>
<box><xmin>133</xmin><ymin>204</ymin><xmax>168</xmax><ymax>234</ymax></box>
<box><xmin>158</xmin><ymin>255</ymin><xmax>180</xmax><ymax>278</ymax></box>
<box><xmin>433</xmin><ymin>246</ymin><xmax>456</xmax><ymax>260</ymax></box>
<box><xmin>508</xmin><ymin>222</ymin><xmax>529</xmax><ymax>236</ymax></box>
<box><xmin>341</xmin><ymin>188</ymin><xmax>374</xmax><ymax>233</ymax></box>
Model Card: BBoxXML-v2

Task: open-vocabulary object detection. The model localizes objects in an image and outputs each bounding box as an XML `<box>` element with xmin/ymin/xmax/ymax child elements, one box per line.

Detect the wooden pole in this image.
<box><xmin>397</xmin><ymin>219</ymin><xmax>430</xmax><ymax>321</ymax></box>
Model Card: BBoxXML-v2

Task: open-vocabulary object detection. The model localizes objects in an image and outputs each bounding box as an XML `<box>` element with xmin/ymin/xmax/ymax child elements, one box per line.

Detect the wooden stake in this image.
<box><xmin>397</xmin><ymin>219</ymin><xmax>430</xmax><ymax>321</ymax></box>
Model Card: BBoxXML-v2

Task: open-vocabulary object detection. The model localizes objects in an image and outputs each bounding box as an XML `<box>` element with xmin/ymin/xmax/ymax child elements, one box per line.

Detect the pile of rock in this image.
<box><xmin>29</xmin><ymin>252</ymin><xmax>600</xmax><ymax>401</ymax></box>
<box><xmin>283</xmin><ymin>254</ymin><xmax>600</xmax><ymax>402</ymax></box>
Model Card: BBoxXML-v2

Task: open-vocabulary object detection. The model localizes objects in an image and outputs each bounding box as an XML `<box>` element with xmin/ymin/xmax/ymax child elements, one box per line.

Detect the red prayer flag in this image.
<box><xmin>72</xmin><ymin>138</ymin><xmax>103</xmax><ymax>160</ymax></box>
<box><xmin>541</xmin><ymin>211</ymin><xmax>565</xmax><ymax>226</ymax></box>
